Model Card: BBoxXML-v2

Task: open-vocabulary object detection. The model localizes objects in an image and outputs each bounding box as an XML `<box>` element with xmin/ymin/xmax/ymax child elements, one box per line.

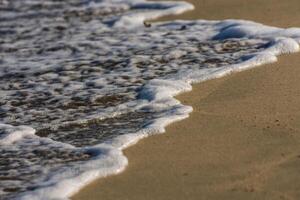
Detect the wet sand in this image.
<box><xmin>73</xmin><ymin>0</ymin><xmax>300</xmax><ymax>199</ymax></box>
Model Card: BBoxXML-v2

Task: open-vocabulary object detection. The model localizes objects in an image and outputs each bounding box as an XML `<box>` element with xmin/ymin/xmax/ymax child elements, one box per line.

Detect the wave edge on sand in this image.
<box><xmin>1</xmin><ymin>1</ymin><xmax>300</xmax><ymax>199</ymax></box>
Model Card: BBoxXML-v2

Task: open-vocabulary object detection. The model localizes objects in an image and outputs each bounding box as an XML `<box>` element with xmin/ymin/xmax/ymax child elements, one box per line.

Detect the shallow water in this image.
<box><xmin>1</xmin><ymin>0</ymin><xmax>300</xmax><ymax>199</ymax></box>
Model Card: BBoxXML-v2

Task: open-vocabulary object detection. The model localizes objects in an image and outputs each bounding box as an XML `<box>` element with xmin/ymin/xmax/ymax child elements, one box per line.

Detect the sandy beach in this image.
<box><xmin>73</xmin><ymin>1</ymin><xmax>300</xmax><ymax>199</ymax></box>
<box><xmin>155</xmin><ymin>0</ymin><xmax>300</xmax><ymax>27</ymax></box>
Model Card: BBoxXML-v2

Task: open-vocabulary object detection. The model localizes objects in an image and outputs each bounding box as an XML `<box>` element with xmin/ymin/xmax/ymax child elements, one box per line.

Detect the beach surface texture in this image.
<box><xmin>2</xmin><ymin>0</ymin><xmax>300</xmax><ymax>199</ymax></box>
<box><xmin>73</xmin><ymin>0</ymin><xmax>300</xmax><ymax>200</ymax></box>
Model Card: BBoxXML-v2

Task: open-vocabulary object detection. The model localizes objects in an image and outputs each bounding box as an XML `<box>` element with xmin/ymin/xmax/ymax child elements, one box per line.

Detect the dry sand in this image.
<box><xmin>73</xmin><ymin>1</ymin><xmax>300</xmax><ymax>199</ymax></box>
<box><xmin>154</xmin><ymin>0</ymin><xmax>300</xmax><ymax>28</ymax></box>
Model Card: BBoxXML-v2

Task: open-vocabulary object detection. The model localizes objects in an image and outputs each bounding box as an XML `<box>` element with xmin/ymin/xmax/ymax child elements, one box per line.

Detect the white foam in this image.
<box><xmin>113</xmin><ymin>1</ymin><xmax>194</xmax><ymax>28</ymax></box>
<box><xmin>19</xmin><ymin>144</ymin><xmax>128</xmax><ymax>200</ymax></box>
<box><xmin>2</xmin><ymin>1</ymin><xmax>300</xmax><ymax>200</ymax></box>
<box><xmin>0</xmin><ymin>124</ymin><xmax>35</xmax><ymax>146</ymax></box>
<box><xmin>58</xmin><ymin>20</ymin><xmax>300</xmax><ymax>200</ymax></box>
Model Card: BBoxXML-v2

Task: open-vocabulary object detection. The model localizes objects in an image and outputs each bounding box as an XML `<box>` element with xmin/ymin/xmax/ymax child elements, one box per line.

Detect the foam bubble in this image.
<box><xmin>0</xmin><ymin>124</ymin><xmax>35</xmax><ymax>145</ymax></box>
<box><xmin>1</xmin><ymin>1</ymin><xmax>300</xmax><ymax>200</ymax></box>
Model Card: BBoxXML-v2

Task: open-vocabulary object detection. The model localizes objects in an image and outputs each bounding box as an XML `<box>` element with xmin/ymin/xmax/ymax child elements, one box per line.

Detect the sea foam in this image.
<box><xmin>1</xmin><ymin>0</ymin><xmax>300</xmax><ymax>199</ymax></box>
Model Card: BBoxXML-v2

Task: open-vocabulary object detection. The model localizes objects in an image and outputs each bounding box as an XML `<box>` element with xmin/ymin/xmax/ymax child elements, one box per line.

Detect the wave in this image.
<box><xmin>1</xmin><ymin>0</ymin><xmax>300</xmax><ymax>199</ymax></box>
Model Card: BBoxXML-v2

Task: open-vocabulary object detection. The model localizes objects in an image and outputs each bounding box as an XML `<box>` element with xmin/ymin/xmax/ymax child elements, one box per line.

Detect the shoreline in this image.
<box><xmin>73</xmin><ymin>0</ymin><xmax>300</xmax><ymax>199</ymax></box>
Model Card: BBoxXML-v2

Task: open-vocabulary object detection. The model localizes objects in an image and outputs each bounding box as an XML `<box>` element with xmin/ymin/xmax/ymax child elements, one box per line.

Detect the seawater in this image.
<box><xmin>1</xmin><ymin>0</ymin><xmax>300</xmax><ymax>199</ymax></box>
